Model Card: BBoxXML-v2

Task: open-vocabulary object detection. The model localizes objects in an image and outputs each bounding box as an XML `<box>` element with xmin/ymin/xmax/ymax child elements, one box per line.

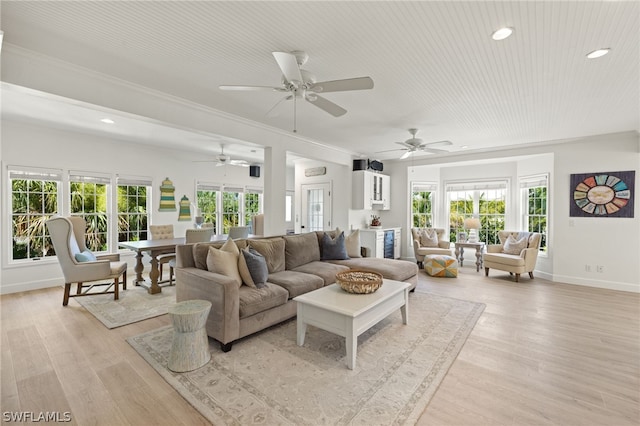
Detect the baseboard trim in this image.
<box><xmin>1</xmin><ymin>278</ymin><xmax>61</xmax><ymax>295</ymax></box>
<box><xmin>552</xmin><ymin>274</ymin><xmax>640</xmax><ymax>293</ymax></box>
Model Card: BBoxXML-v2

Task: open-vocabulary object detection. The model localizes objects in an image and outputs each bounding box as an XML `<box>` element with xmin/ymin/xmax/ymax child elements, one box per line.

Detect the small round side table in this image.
<box><xmin>167</xmin><ymin>300</ymin><xmax>212</xmax><ymax>372</ymax></box>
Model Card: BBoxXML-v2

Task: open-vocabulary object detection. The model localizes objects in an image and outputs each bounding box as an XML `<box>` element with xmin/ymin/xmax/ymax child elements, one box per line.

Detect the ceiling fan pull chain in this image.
<box><xmin>293</xmin><ymin>89</ymin><xmax>297</xmax><ymax>133</ymax></box>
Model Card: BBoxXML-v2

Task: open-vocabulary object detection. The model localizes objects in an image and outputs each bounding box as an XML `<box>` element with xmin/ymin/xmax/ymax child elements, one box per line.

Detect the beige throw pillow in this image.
<box><xmin>345</xmin><ymin>229</ymin><xmax>361</xmax><ymax>258</ymax></box>
<box><xmin>206</xmin><ymin>239</ymin><xmax>242</xmax><ymax>286</ymax></box>
<box><xmin>420</xmin><ymin>229</ymin><xmax>439</xmax><ymax>247</ymax></box>
<box><xmin>503</xmin><ymin>235</ymin><xmax>527</xmax><ymax>255</ymax></box>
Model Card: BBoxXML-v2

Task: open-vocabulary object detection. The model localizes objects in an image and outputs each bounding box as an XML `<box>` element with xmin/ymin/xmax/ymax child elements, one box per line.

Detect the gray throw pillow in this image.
<box><xmin>321</xmin><ymin>232</ymin><xmax>350</xmax><ymax>261</ymax></box>
<box><xmin>242</xmin><ymin>248</ymin><xmax>268</xmax><ymax>289</ymax></box>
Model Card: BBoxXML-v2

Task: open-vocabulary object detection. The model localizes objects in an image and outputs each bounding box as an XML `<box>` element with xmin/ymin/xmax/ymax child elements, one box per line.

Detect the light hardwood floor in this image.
<box><xmin>1</xmin><ymin>267</ymin><xmax>638</xmax><ymax>425</ymax></box>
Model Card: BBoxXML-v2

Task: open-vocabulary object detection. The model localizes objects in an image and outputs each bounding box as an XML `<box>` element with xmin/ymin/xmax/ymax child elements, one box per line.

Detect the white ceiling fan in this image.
<box><xmin>194</xmin><ymin>144</ymin><xmax>250</xmax><ymax>167</ymax></box>
<box><xmin>378</xmin><ymin>128</ymin><xmax>453</xmax><ymax>159</ymax></box>
<box><xmin>220</xmin><ymin>50</ymin><xmax>374</xmax><ymax>131</ymax></box>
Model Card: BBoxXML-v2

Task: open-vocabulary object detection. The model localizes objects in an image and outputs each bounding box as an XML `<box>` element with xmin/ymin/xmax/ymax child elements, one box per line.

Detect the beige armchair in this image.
<box><xmin>411</xmin><ymin>228</ymin><xmax>453</xmax><ymax>268</ymax></box>
<box><xmin>46</xmin><ymin>216</ymin><xmax>127</xmax><ymax>306</ymax></box>
<box><xmin>149</xmin><ymin>224</ymin><xmax>176</xmax><ymax>281</ymax></box>
<box><xmin>251</xmin><ymin>214</ymin><xmax>264</xmax><ymax>236</ymax></box>
<box><xmin>168</xmin><ymin>227</ymin><xmax>214</xmax><ymax>285</ymax></box>
<box><xmin>483</xmin><ymin>231</ymin><xmax>541</xmax><ymax>282</ymax></box>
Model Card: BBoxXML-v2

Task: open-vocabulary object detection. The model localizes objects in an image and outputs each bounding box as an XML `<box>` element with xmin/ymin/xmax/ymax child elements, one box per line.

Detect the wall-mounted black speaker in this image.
<box><xmin>353</xmin><ymin>159</ymin><xmax>368</xmax><ymax>171</ymax></box>
<box><xmin>368</xmin><ymin>160</ymin><xmax>384</xmax><ymax>172</ymax></box>
<box><xmin>249</xmin><ymin>165</ymin><xmax>260</xmax><ymax>178</ymax></box>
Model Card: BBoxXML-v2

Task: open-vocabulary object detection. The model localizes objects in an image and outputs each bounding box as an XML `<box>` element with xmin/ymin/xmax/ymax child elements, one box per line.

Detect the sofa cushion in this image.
<box><xmin>75</xmin><ymin>249</ymin><xmax>97</xmax><ymax>262</ymax></box>
<box><xmin>503</xmin><ymin>235</ymin><xmax>527</xmax><ymax>255</ymax></box>
<box><xmin>193</xmin><ymin>239</ymin><xmax>247</xmax><ymax>270</ymax></box>
<box><xmin>248</xmin><ymin>238</ymin><xmax>285</xmax><ymax>273</ymax></box>
<box><xmin>329</xmin><ymin>258</ymin><xmax>418</xmax><ymax>282</ymax></box>
<box><xmin>238</xmin><ymin>283</ymin><xmax>289</xmax><ymax>319</ymax></box>
<box><xmin>416</xmin><ymin>247</ymin><xmax>453</xmax><ymax>256</ymax></box>
<box><xmin>284</xmin><ymin>233</ymin><xmax>320</xmax><ymax>270</ymax></box>
<box><xmin>315</xmin><ymin>230</ymin><xmax>338</xmax><ymax>258</ymax></box>
<box><xmin>267</xmin><ymin>270</ymin><xmax>324</xmax><ymax>298</ymax></box>
<box><xmin>239</xmin><ymin>247</ymin><xmax>269</xmax><ymax>289</ymax></box>
<box><xmin>205</xmin><ymin>240</ymin><xmax>242</xmax><ymax>286</ymax></box>
<box><xmin>321</xmin><ymin>232</ymin><xmax>349</xmax><ymax>260</ymax></box>
<box><xmin>291</xmin><ymin>261</ymin><xmax>351</xmax><ymax>286</ymax></box>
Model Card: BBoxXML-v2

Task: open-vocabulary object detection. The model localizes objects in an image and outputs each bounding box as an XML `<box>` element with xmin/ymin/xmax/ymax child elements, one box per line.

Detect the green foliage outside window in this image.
<box><xmin>527</xmin><ymin>186</ymin><xmax>547</xmax><ymax>251</ymax></box>
<box><xmin>244</xmin><ymin>193</ymin><xmax>260</xmax><ymax>230</ymax></box>
<box><xmin>11</xmin><ymin>179</ymin><xmax>58</xmax><ymax>260</ymax></box>
<box><xmin>412</xmin><ymin>191</ymin><xmax>433</xmax><ymax>228</ymax></box>
<box><xmin>70</xmin><ymin>182</ymin><xmax>108</xmax><ymax>251</ymax></box>
<box><xmin>449</xmin><ymin>191</ymin><xmax>505</xmax><ymax>245</ymax></box>
<box><xmin>118</xmin><ymin>185</ymin><xmax>148</xmax><ymax>242</ymax></box>
<box><xmin>222</xmin><ymin>192</ymin><xmax>240</xmax><ymax>233</ymax></box>
<box><xmin>197</xmin><ymin>190</ymin><xmax>218</xmax><ymax>230</ymax></box>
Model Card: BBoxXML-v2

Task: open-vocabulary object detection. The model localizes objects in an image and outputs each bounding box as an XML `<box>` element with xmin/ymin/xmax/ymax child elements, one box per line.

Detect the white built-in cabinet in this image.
<box><xmin>352</xmin><ymin>170</ymin><xmax>391</xmax><ymax>210</ymax></box>
<box><xmin>360</xmin><ymin>227</ymin><xmax>401</xmax><ymax>259</ymax></box>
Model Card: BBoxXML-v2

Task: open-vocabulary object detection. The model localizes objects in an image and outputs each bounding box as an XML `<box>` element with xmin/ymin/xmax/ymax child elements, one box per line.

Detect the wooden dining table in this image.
<box><xmin>119</xmin><ymin>234</ymin><xmax>232</xmax><ymax>294</ymax></box>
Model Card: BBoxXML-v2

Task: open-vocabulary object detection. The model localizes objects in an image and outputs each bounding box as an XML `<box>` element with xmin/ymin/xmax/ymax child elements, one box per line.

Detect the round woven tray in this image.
<box><xmin>335</xmin><ymin>270</ymin><xmax>383</xmax><ymax>294</ymax></box>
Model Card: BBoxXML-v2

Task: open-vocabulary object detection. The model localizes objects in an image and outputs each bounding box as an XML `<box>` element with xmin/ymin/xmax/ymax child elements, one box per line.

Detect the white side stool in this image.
<box><xmin>167</xmin><ymin>300</ymin><xmax>212</xmax><ymax>372</ymax></box>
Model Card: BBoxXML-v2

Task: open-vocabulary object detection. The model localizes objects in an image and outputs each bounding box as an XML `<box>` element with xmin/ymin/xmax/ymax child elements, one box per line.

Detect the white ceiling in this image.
<box><xmin>1</xmin><ymin>1</ymin><xmax>638</xmax><ymax>162</ymax></box>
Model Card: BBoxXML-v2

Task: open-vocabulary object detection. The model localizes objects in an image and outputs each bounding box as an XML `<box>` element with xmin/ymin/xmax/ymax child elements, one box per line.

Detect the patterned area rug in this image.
<box><xmin>74</xmin><ymin>284</ymin><xmax>176</xmax><ymax>328</ymax></box>
<box><xmin>128</xmin><ymin>291</ymin><xmax>484</xmax><ymax>425</ymax></box>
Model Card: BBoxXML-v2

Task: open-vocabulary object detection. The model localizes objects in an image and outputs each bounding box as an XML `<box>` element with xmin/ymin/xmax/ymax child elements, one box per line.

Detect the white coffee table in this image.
<box><xmin>294</xmin><ymin>279</ymin><xmax>410</xmax><ymax>370</ymax></box>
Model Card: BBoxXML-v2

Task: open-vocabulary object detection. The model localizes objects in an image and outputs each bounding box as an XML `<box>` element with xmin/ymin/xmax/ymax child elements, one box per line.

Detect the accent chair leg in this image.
<box><xmin>63</xmin><ymin>284</ymin><xmax>71</xmax><ymax>306</ymax></box>
<box><xmin>529</xmin><ymin>271</ymin><xmax>534</xmax><ymax>279</ymax></box>
<box><xmin>169</xmin><ymin>266</ymin><xmax>174</xmax><ymax>286</ymax></box>
<box><xmin>114</xmin><ymin>278</ymin><xmax>119</xmax><ymax>300</ymax></box>
<box><xmin>515</xmin><ymin>273</ymin><xmax>520</xmax><ymax>282</ymax></box>
<box><xmin>123</xmin><ymin>271</ymin><xmax>127</xmax><ymax>290</ymax></box>
<box><xmin>221</xmin><ymin>342</ymin><xmax>233</xmax><ymax>352</ymax></box>
<box><xmin>77</xmin><ymin>282</ymin><xmax>83</xmax><ymax>295</ymax></box>
<box><xmin>484</xmin><ymin>267</ymin><xmax>489</xmax><ymax>276</ymax></box>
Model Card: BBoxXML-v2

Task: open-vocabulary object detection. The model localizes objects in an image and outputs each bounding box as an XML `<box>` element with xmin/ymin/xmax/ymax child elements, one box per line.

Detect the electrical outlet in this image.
<box><xmin>585</xmin><ymin>264</ymin><xmax>591</xmax><ymax>272</ymax></box>
<box><xmin>597</xmin><ymin>265</ymin><xmax>604</xmax><ymax>273</ymax></box>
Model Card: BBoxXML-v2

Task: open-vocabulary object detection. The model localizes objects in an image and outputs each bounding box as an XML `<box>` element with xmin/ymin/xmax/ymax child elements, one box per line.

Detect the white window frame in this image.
<box><xmin>116</xmin><ymin>175</ymin><xmax>152</xmax><ymax>245</ymax></box>
<box><xmin>68</xmin><ymin>171</ymin><xmax>112</xmax><ymax>254</ymax></box>
<box><xmin>520</xmin><ymin>173</ymin><xmax>549</xmax><ymax>255</ymax></box>
<box><xmin>410</xmin><ymin>182</ymin><xmax>437</xmax><ymax>228</ymax></box>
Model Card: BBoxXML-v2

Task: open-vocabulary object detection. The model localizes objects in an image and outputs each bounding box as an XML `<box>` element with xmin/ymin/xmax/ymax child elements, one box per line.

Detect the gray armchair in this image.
<box><xmin>46</xmin><ymin>216</ymin><xmax>127</xmax><ymax>306</ymax></box>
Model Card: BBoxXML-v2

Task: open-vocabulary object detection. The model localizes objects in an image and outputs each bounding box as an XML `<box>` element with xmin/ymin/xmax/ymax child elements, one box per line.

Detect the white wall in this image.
<box><xmin>1</xmin><ymin>120</ymin><xmax>266</xmax><ymax>293</ymax></box>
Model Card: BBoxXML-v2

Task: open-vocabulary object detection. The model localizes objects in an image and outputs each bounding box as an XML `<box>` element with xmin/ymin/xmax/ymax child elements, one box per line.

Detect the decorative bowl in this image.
<box><xmin>336</xmin><ymin>270</ymin><xmax>383</xmax><ymax>294</ymax></box>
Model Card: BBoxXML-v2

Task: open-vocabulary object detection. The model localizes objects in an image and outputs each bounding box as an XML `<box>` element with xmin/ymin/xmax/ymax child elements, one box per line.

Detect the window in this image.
<box><xmin>196</xmin><ymin>182</ymin><xmax>220</xmax><ymax>231</ymax></box>
<box><xmin>222</xmin><ymin>187</ymin><xmax>243</xmax><ymax>234</ymax></box>
<box><xmin>244</xmin><ymin>187</ymin><xmax>262</xmax><ymax>229</ymax></box>
<box><xmin>9</xmin><ymin>167</ymin><xmax>61</xmax><ymax>261</ymax></box>
<box><xmin>521</xmin><ymin>174</ymin><xmax>548</xmax><ymax>252</ymax></box>
<box><xmin>117</xmin><ymin>176</ymin><xmax>151</xmax><ymax>243</ymax></box>
<box><xmin>447</xmin><ymin>181</ymin><xmax>507</xmax><ymax>244</ymax></box>
<box><xmin>69</xmin><ymin>172</ymin><xmax>110</xmax><ymax>252</ymax></box>
<box><xmin>411</xmin><ymin>183</ymin><xmax>436</xmax><ymax>228</ymax></box>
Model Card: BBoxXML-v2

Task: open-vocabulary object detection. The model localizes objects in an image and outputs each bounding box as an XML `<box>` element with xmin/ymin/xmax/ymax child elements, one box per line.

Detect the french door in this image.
<box><xmin>300</xmin><ymin>182</ymin><xmax>332</xmax><ymax>232</ymax></box>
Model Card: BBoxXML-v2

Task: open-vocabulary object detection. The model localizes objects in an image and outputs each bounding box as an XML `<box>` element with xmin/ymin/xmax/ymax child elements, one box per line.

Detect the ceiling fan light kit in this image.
<box><xmin>220</xmin><ymin>50</ymin><xmax>374</xmax><ymax>131</ymax></box>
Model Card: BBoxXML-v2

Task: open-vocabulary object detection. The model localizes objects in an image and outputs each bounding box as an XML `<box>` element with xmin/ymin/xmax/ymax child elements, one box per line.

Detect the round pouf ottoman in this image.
<box><xmin>167</xmin><ymin>300</ymin><xmax>212</xmax><ymax>372</ymax></box>
<box><xmin>424</xmin><ymin>255</ymin><xmax>458</xmax><ymax>278</ymax></box>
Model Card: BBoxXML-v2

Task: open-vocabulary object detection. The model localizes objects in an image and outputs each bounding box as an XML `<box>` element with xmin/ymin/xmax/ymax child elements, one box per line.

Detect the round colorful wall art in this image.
<box><xmin>570</xmin><ymin>171</ymin><xmax>635</xmax><ymax>218</ymax></box>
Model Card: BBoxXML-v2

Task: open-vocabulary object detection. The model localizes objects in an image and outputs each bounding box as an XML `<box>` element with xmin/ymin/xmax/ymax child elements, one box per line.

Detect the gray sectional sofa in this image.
<box><xmin>175</xmin><ymin>230</ymin><xmax>418</xmax><ymax>352</ymax></box>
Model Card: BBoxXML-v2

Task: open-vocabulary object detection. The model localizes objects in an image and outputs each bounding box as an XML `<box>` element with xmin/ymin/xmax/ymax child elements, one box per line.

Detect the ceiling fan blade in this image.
<box><xmin>193</xmin><ymin>160</ymin><xmax>217</xmax><ymax>163</ymax></box>
<box><xmin>272</xmin><ymin>52</ymin><xmax>303</xmax><ymax>85</ymax></box>
<box><xmin>395</xmin><ymin>141</ymin><xmax>413</xmax><ymax>148</ymax></box>
<box><xmin>311</xmin><ymin>77</ymin><xmax>374</xmax><ymax>93</ymax></box>
<box><xmin>420</xmin><ymin>147</ymin><xmax>449</xmax><ymax>154</ymax></box>
<box><xmin>400</xmin><ymin>151</ymin><xmax>413</xmax><ymax>160</ymax></box>
<box><xmin>375</xmin><ymin>148</ymin><xmax>407</xmax><ymax>153</ymax></box>
<box><xmin>423</xmin><ymin>140</ymin><xmax>453</xmax><ymax>147</ymax></box>
<box><xmin>306</xmin><ymin>95</ymin><xmax>347</xmax><ymax>117</ymax></box>
<box><xmin>219</xmin><ymin>85</ymin><xmax>284</xmax><ymax>91</ymax></box>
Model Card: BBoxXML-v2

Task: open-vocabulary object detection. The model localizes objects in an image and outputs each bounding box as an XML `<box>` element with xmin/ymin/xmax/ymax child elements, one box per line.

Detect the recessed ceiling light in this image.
<box><xmin>586</xmin><ymin>48</ymin><xmax>611</xmax><ymax>59</ymax></box>
<box><xmin>491</xmin><ymin>27</ymin><xmax>514</xmax><ymax>41</ymax></box>
<box><xmin>100</xmin><ymin>118</ymin><xmax>115</xmax><ymax>124</ymax></box>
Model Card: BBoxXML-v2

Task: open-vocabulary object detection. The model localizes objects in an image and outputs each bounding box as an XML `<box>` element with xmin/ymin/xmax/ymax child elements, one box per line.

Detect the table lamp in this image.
<box><xmin>464</xmin><ymin>218</ymin><xmax>481</xmax><ymax>243</ymax></box>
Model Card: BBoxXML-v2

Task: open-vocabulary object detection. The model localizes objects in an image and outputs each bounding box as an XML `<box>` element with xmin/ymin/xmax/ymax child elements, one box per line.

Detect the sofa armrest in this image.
<box><xmin>175</xmin><ymin>267</ymin><xmax>240</xmax><ymax>345</ymax></box>
<box><xmin>487</xmin><ymin>244</ymin><xmax>503</xmax><ymax>253</ymax></box>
